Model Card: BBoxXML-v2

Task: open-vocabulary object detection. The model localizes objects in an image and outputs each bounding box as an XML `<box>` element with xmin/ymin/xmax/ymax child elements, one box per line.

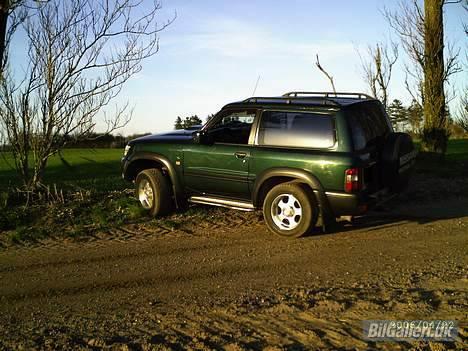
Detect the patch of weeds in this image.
<box><xmin>110</xmin><ymin>195</ymin><xmax>145</xmax><ymax>222</ymax></box>
<box><xmin>0</xmin><ymin>191</ymin><xmax>8</xmax><ymax>208</ymax></box>
<box><xmin>52</xmin><ymin>207</ymin><xmax>76</xmax><ymax>226</ymax></box>
<box><xmin>8</xmin><ymin>230</ymin><xmax>22</xmax><ymax>244</ymax></box>
<box><xmin>0</xmin><ymin>186</ymin><xmax>149</xmax><ymax>245</ymax></box>
<box><xmin>89</xmin><ymin>206</ymin><xmax>110</xmax><ymax>227</ymax></box>
<box><xmin>126</xmin><ymin>201</ymin><xmax>146</xmax><ymax>220</ymax></box>
<box><xmin>0</xmin><ymin>205</ymin><xmax>39</xmax><ymax>231</ymax></box>
<box><xmin>65</xmin><ymin>224</ymin><xmax>89</xmax><ymax>239</ymax></box>
<box><xmin>10</xmin><ymin>226</ymin><xmax>49</xmax><ymax>243</ymax></box>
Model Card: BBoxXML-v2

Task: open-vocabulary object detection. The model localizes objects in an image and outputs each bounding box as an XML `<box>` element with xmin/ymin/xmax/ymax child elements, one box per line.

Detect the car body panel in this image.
<box><xmin>248</xmin><ymin>147</ymin><xmax>353</xmax><ymax>193</ymax></box>
<box><xmin>183</xmin><ymin>143</ymin><xmax>252</xmax><ymax>199</ymax></box>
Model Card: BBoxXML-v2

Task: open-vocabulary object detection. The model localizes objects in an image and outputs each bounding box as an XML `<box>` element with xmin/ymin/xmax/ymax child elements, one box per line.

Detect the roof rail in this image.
<box><xmin>282</xmin><ymin>91</ymin><xmax>374</xmax><ymax>100</ymax></box>
<box><xmin>243</xmin><ymin>96</ymin><xmax>340</xmax><ymax>106</ymax></box>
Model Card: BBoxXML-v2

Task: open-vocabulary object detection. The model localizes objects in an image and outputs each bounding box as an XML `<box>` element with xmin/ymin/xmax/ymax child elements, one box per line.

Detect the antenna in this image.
<box><xmin>251</xmin><ymin>75</ymin><xmax>261</xmax><ymax>96</ymax></box>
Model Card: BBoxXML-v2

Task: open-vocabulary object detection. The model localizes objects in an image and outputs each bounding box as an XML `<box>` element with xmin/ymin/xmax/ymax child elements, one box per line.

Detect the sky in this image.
<box><xmin>10</xmin><ymin>0</ymin><xmax>468</xmax><ymax>135</ymax></box>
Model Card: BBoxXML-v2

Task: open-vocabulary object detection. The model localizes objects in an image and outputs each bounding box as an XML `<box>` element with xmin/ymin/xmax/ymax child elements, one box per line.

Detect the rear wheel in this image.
<box><xmin>135</xmin><ymin>168</ymin><xmax>173</xmax><ymax>217</ymax></box>
<box><xmin>263</xmin><ymin>182</ymin><xmax>318</xmax><ymax>238</ymax></box>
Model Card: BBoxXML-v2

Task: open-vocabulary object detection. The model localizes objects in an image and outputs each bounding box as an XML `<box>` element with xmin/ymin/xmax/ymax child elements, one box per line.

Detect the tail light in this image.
<box><xmin>345</xmin><ymin>168</ymin><xmax>362</xmax><ymax>193</ymax></box>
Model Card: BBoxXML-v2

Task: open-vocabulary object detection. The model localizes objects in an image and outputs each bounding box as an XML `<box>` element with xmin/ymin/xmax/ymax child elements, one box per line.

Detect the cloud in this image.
<box><xmin>163</xmin><ymin>17</ymin><xmax>354</xmax><ymax>61</ymax></box>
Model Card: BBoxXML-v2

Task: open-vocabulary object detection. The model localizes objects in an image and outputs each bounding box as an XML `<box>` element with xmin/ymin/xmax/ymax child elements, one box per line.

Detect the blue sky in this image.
<box><xmin>10</xmin><ymin>0</ymin><xmax>468</xmax><ymax>135</ymax></box>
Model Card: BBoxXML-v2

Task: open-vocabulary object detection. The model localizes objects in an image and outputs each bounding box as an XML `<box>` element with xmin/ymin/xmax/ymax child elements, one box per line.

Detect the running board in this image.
<box><xmin>188</xmin><ymin>196</ymin><xmax>255</xmax><ymax>211</ymax></box>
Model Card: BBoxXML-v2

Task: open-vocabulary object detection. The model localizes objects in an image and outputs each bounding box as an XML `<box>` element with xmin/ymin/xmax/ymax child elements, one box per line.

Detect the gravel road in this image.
<box><xmin>1</xmin><ymin>179</ymin><xmax>467</xmax><ymax>350</ymax></box>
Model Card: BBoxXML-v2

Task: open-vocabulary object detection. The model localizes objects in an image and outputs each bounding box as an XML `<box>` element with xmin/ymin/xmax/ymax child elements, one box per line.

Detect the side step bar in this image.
<box><xmin>188</xmin><ymin>196</ymin><xmax>255</xmax><ymax>211</ymax></box>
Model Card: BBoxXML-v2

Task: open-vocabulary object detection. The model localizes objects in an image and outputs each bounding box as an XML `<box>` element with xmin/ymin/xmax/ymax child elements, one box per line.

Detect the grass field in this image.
<box><xmin>0</xmin><ymin>148</ymin><xmax>125</xmax><ymax>192</ymax></box>
<box><xmin>443</xmin><ymin>138</ymin><xmax>468</xmax><ymax>161</ymax></box>
<box><xmin>413</xmin><ymin>138</ymin><xmax>468</xmax><ymax>177</ymax></box>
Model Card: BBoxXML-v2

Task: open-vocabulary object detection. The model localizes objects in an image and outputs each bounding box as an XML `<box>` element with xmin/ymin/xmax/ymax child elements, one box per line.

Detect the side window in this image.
<box><xmin>257</xmin><ymin>111</ymin><xmax>335</xmax><ymax>148</ymax></box>
<box><xmin>209</xmin><ymin>110</ymin><xmax>256</xmax><ymax>144</ymax></box>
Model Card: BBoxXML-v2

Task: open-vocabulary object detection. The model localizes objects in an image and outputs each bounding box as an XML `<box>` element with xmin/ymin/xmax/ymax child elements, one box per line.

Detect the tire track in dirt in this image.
<box><xmin>0</xmin><ymin>206</ymin><xmax>265</xmax><ymax>253</ymax></box>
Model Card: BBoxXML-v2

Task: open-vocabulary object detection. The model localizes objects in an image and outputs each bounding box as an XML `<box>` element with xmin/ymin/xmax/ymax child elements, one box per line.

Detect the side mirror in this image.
<box><xmin>192</xmin><ymin>131</ymin><xmax>202</xmax><ymax>144</ymax></box>
<box><xmin>192</xmin><ymin>130</ymin><xmax>213</xmax><ymax>145</ymax></box>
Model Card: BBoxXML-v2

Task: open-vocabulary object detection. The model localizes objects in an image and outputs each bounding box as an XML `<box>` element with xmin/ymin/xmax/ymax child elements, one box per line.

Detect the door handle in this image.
<box><xmin>234</xmin><ymin>152</ymin><xmax>247</xmax><ymax>159</ymax></box>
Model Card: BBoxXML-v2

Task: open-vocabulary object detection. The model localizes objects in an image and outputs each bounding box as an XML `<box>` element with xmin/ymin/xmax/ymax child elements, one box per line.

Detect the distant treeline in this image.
<box><xmin>0</xmin><ymin>133</ymin><xmax>152</xmax><ymax>150</ymax></box>
<box><xmin>61</xmin><ymin>133</ymin><xmax>152</xmax><ymax>148</ymax></box>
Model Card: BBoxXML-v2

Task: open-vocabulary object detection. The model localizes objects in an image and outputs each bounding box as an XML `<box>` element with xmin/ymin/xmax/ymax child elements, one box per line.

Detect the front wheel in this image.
<box><xmin>135</xmin><ymin>168</ymin><xmax>173</xmax><ymax>217</ymax></box>
<box><xmin>263</xmin><ymin>182</ymin><xmax>318</xmax><ymax>238</ymax></box>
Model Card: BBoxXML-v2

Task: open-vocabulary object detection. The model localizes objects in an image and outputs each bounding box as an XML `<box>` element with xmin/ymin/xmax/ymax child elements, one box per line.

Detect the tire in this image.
<box><xmin>135</xmin><ymin>168</ymin><xmax>173</xmax><ymax>217</ymax></box>
<box><xmin>263</xmin><ymin>182</ymin><xmax>318</xmax><ymax>238</ymax></box>
<box><xmin>381</xmin><ymin>132</ymin><xmax>416</xmax><ymax>193</ymax></box>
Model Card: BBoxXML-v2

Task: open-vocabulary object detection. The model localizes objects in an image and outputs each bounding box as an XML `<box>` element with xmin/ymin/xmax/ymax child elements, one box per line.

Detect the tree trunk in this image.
<box><xmin>0</xmin><ymin>1</ymin><xmax>8</xmax><ymax>75</ymax></box>
<box><xmin>422</xmin><ymin>0</ymin><xmax>448</xmax><ymax>154</ymax></box>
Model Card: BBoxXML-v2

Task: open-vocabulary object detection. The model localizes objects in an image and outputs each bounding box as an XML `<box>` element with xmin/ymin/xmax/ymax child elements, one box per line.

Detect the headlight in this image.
<box><xmin>123</xmin><ymin>144</ymin><xmax>131</xmax><ymax>157</ymax></box>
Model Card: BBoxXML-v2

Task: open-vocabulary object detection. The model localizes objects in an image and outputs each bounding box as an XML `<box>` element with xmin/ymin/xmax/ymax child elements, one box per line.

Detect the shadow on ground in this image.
<box><xmin>310</xmin><ymin>171</ymin><xmax>468</xmax><ymax>237</ymax></box>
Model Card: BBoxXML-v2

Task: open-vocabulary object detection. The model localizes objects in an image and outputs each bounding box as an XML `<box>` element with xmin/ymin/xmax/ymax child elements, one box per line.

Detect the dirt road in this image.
<box><xmin>1</xmin><ymin>183</ymin><xmax>467</xmax><ymax>350</ymax></box>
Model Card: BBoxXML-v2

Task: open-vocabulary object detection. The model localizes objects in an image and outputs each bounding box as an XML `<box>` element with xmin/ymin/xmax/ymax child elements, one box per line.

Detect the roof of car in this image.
<box><xmin>224</xmin><ymin>92</ymin><xmax>379</xmax><ymax>109</ymax></box>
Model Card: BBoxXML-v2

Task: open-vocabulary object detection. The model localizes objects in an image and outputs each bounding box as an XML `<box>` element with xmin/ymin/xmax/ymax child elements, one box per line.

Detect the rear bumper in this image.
<box><xmin>325</xmin><ymin>188</ymin><xmax>392</xmax><ymax>216</ymax></box>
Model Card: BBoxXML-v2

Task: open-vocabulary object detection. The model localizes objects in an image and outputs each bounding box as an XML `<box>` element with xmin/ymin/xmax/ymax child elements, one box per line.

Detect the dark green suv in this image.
<box><xmin>122</xmin><ymin>92</ymin><xmax>416</xmax><ymax>237</ymax></box>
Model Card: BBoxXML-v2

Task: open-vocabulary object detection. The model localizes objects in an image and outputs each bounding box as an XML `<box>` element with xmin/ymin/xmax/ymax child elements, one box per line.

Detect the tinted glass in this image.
<box><xmin>346</xmin><ymin>102</ymin><xmax>391</xmax><ymax>150</ymax></box>
<box><xmin>209</xmin><ymin>110</ymin><xmax>255</xmax><ymax>144</ymax></box>
<box><xmin>258</xmin><ymin>111</ymin><xmax>335</xmax><ymax>148</ymax></box>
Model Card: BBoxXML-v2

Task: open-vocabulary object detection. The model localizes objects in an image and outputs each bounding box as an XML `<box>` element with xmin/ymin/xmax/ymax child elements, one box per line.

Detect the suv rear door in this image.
<box><xmin>345</xmin><ymin>101</ymin><xmax>392</xmax><ymax>192</ymax></box>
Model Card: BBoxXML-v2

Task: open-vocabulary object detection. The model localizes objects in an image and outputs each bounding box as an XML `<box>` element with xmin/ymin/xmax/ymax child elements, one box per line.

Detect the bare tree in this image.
<box><xmin>0</xmin><ymin>0</ymin><xmax>30</xmax><ymax>74</ymax></box>
<box><xmin>0</xmin><ymin>1</ymin><xmax>48</xmax><ymax>76</ymax></box>
<box><xmin>0</xmin><ymin>0</ymin><xmax>174</xmax><ymax>189</ymax></box>
<box><xmin>457</xmin><ymin>87</ymin><xmax>468</xmax><ymax>132</ymax></box>
<box><xmin>0</xmin><ymin>0</ymin><xmax>16</xmax><ymax>73</ymax></box>
<box><xmin>384</xmin><ymin>0</ymin><xmax>462</xmax><ymax>154</ymax></box>
<box><xmin>0</xmin><ymin>0</ymin><xmax>11</xmax><ymax>73</ymax></box>
<box><xmin>460</xmin><ymin>2</ymin><xmax>468</xmax><ymax>131</ymax></box>
<box><xmin>464</xmin><ymin>0</ymin><xmax>468</xmax><ymax>35</ymax></box>
<box><xmin>315</xmin><ymin>54</ymin><xmax>336</xmax><ymax>93</ymax></box>
<box><xmin>358</xmin><ymin>42</ymin><xmax>399</xmax><ymax>111</ymax></box>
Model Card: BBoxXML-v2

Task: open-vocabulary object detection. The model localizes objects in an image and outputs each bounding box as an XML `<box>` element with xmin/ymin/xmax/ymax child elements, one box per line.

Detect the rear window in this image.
<box><xmin>346</xmin><ymin>102</ymin><xmax>391</xmax><ymax>150</ymax></box>
<box><xmin>257</xmin><ymin>111</ymin><xmax>335</xmax><ymax>148</ymax></box>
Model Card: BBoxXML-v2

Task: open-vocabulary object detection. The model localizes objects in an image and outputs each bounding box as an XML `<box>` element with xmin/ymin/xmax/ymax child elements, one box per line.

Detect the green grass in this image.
<box><xmin>414</xmin><ymin>138</ymin><xmax>468</xmax><ymax>177</ymax></box>
<box><xmin>0</xmin><ymin>148</ymin><xmax>125</xmax><ymax>191</ymax></box>
<box><xmin>444</xmin><ymin>139</ymin><xmax>468</xmax><ymax>162</ymax></box>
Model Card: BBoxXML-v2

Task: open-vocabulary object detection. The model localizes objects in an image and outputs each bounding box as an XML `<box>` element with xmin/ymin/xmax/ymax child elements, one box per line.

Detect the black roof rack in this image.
<box><xmin>237</xmin><ymin>91</ymin><xmax>376</xmax><ymax>108</ymax></box>
<box><xmin>282</xmin><ymin>91</ymin><xmax>374</xmax><ymax>100</ymax></box>
<box><xmin>242</xmin><ymin>96</ymin><xmax>340</xmax><ymax>106</ymax></box>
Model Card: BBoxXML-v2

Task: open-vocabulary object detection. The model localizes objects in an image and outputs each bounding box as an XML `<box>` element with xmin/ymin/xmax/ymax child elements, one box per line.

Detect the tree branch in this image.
<box><xmin>315</xmin><ymin>54</ymin><xmax>336</xmax><ymax>94</ymax></box>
